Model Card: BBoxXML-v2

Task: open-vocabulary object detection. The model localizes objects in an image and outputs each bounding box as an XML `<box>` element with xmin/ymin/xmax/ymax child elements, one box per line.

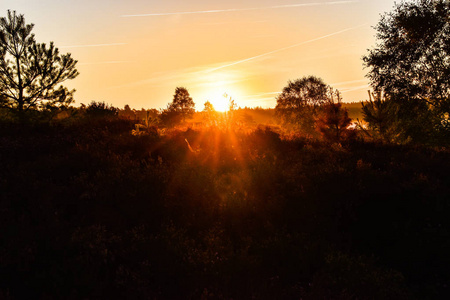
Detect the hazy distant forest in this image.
<box><xmin>1</xmin><ymin>1</ymin><xmax>450</xmax><ymax>299</ymax></box>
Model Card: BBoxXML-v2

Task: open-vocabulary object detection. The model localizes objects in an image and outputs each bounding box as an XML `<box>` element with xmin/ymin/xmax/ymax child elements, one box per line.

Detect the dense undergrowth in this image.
<box><xmin>1</xmin><ymin>118</ymin><xmax>449</xmax><ymax>299</ymax></box>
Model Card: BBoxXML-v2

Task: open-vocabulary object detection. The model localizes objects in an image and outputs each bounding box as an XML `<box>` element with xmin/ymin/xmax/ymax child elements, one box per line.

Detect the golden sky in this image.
<box><xmin>1</xmin><ymin>0</ymin><xmax>397</xmax><ymax>110</ymax></box>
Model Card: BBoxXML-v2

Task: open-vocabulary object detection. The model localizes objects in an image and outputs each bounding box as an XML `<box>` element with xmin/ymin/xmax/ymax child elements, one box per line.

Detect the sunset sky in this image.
<box><xmin>1</xmin><ymin>0</ymin><xmax>397</xmax><ymax>110</ymax></box>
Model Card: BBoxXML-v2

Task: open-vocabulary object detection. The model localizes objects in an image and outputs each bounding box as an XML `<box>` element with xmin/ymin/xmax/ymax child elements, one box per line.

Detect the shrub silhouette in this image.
<box><xmin>316</xmin><ymin>102</ymin><xmax>355</xmax><ymax>143</ymax></box>
<box><xmin>85</xmin><ymin>101</ymin><xmax>118</xmax><ymax>118</ymax></box>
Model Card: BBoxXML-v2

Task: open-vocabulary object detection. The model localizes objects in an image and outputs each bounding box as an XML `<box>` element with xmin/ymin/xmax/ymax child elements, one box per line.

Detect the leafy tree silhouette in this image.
<box><xmin>275</xmin><ymin>76</ymin><xmax>338</xmax><ymax>134</ymax></box>
<box><xmin>170</xmin><ymin>87</ymin><xmax>195</xmax><ymax>122</ymax></box>
<box><xmin>0</xmin><ymin>10</ymin><xmax>78</xmax><ymax>119</ymax></box>
<box><xmin>203</xmin><ymin>100</ymin><xmax>215</xmax><ymax>113</ymax></box>
<box><xmin>160</xmin><ymin>87</ymin><xmax>195</xmax><ymax>127</ymax></box>
<box><xmin>363</xmin><ymin>0</ymin><xmax>450</xmax><ymax>143</ymax></box>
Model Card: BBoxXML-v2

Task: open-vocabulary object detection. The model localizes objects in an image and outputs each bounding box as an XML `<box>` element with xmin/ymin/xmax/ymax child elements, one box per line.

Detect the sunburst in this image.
<box><xmin>207</xmin><ymin>91</ymin><xmax>230</xmax><ymax>112</ymax></box>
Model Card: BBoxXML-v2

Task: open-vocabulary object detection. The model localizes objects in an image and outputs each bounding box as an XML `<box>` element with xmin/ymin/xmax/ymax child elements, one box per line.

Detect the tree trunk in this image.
<box><xmin>16</xmin><ymin>53</ymin><xmax>25</xmax><ymax>121</ymax></box>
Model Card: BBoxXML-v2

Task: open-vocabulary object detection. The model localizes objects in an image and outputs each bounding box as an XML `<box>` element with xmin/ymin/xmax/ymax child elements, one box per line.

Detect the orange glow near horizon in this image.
<box><xmin>1</xmin><ymin>0</ymin><xmax>399</xmax><ymax>109</ymax></box>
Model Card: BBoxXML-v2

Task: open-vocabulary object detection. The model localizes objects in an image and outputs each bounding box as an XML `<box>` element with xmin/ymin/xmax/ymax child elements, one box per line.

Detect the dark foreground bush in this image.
<box><xmin>0</xmin><ymin>122</ymin><xmax>449</xmax><ymax>299</ymax></box>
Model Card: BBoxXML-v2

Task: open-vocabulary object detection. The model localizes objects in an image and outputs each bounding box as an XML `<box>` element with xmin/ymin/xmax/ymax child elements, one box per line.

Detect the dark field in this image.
<box><xmin>1</xmin><ymin>118</ymin><xmax>449</xmax><ymax>299</ymax></box>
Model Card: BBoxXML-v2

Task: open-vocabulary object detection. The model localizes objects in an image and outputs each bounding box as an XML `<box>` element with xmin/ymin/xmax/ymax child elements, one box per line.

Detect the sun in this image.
<box><xmin>207</xmin><ymin>91</ymin><xmax>230</xmax><ymax>112</ymax></box>
<box><xmin>195</xmin><ymin>70</ymin><xmax>244</xmax><ymax>112</ymax></box>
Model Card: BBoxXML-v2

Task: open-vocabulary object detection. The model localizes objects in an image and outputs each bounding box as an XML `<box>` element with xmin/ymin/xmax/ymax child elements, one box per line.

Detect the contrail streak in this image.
<box><xmin>78</xmin><ymin>61</ymin><xmax>133</xmax><ymax>66</ymax></box>
<box><xmin>204</xmin><ymin>24</ymin><xmax>367</xmax><ymax>73</ymax></box>
<box><xmin>60</xmin><ymin>43</ymin><xmax>126</xmax><ymax>49</ymax></box>
<box><xmin>121</xmin><ymin>1</ymin><xmax>359</xmax><ymax>17</ymax></box>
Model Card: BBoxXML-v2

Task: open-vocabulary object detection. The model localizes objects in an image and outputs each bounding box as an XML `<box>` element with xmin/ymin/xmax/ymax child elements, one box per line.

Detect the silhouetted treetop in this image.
<box><xmin>276</xmin><ymin>76</ymin><xmax>331</xmax><ymax>110</ymax></box>
<box><xmin>159</xmin><ymin>87</ymin><xmax>195</xmax><ymax>126</ymax></box>
<box><xmin>169</xmin><ymin>87</ymin><xmax>195</xmax><ymax>120</ymax></box>
<box><xmin>0</xmin><ymin>10</ymin><xmax>78</xmax><ymax>117</ymax></box>
<box><xmin>275</xmin><ymin>76</ymin><xmax>340</xmax><ymax>133</ymax></box>
<box><xmin>170</xmin><ymin>87</ymin><xmax>194</xmax><ymax>111</ymax></box>
<box><xmin>363</xmin><ymin>0</ymin><xmax>450</xmax><ymax>113</ymax></box>
<box><xmin>203</xmin><ymin>100</ymin><xmax>215</xmax><ymax>113</ymax></box>
<box><xmin>363</xmin><ymin>0</ymin><xmax>450</xmax><ymax>144</ymax></box>
<box><xmin>85</xmin><ymin>101</ymin><xmax>118</xmax><ymax>118</ymax></box>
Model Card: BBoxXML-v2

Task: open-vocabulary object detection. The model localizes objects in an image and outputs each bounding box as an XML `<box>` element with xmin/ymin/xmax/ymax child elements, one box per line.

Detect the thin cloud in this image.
<box><xmin>121</xmin><ymin>1</ymin><xmax>359</xmax><ymax>17</ymax></box>
<box><xmin>60</xmin><ymin>43</ymin><xmax>126</xmax><ymax>49</ymax></box>
<box><xmin>107</xmin><ymin>66</ymin><xmax>248</xmax><ymax>90</ymax></box>
<box><xmin>204</xmin><ymin>24</ymin><xmax>367</xmax><ymax>73</ymax></box>
<box><xmin>243</xmin><ymin>97</ymin><xmax>278</xmax><ymax>107</ymax></box>
<box><xmin>248</xmin><ymin>98</ymin><xmax>277</xmax><ymax>102</ymax></box>
<box><xmin>241</xmin><ymin>92</ymin><xmax>282</xmax><ymax>108</ymax></box>
<box><xmin>340</xmin><ymin>84</ymin><xmax>370</xmax><ymax>93</ymax></box>
<box><xmin>331</xmin><ymin>79</ymin><xmax>368</xmax><ymax>86</ymax></box>
<box><xmin>202</xmin><ymin>20</ymin><xmax>269</xmax><ymax>26</ymax></box>
<box><xmin>107</xmin><ymin>70</ymin><xmax>192</xmax><ymax>90</ymax></box>
<box><xmin>78</xmin><ymin>61</ymin><xmax>133</xmax><ymax>66</ymax></box>
<box><xmin>243</xmin><ymin>92</ymin><xmax>281</xmax><ymax>98</ymax></box>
